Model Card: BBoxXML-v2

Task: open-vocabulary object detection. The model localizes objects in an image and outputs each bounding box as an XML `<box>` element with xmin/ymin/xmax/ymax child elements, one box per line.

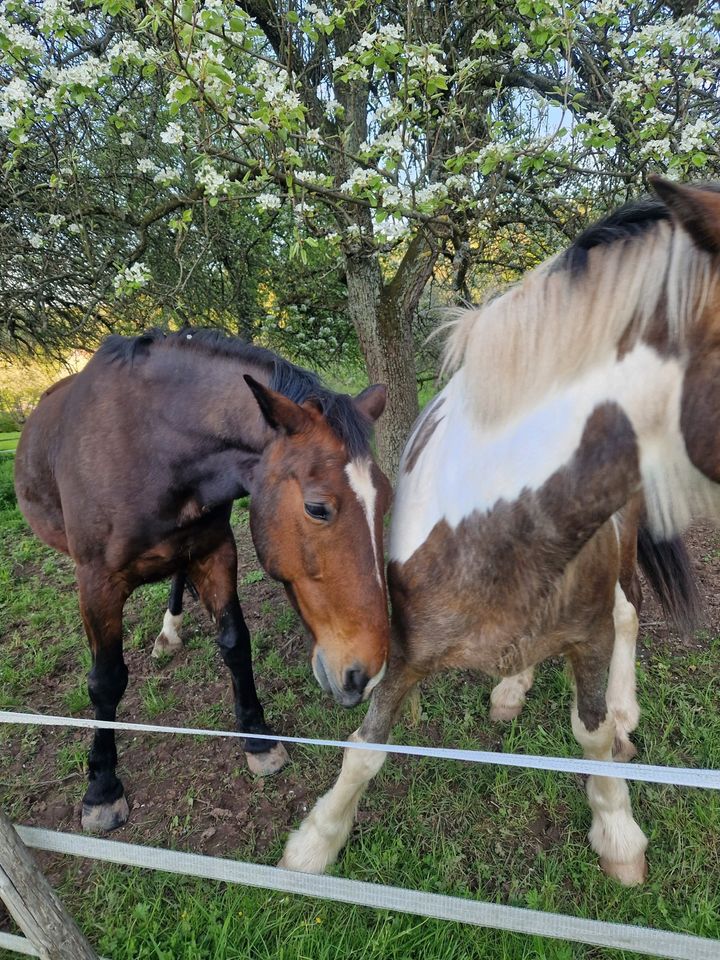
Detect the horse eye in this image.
<box><xmin>304</xmin><ymin>502</ymin><xmax>332</xmax><ymax>522</ymax></box>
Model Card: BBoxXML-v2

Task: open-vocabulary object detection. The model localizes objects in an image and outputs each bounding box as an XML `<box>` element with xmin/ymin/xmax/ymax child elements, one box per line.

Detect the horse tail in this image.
<box><xmin>636</xmin><ymin>526</ymin><xmax>702</xmax><ymax>635</ymax></box>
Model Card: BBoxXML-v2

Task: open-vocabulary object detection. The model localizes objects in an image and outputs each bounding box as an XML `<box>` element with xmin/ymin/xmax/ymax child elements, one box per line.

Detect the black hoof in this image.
<box><xmin>81</xmin><ymin>794</ymin><xmax>130</xmax><ymax>832</ymax></box>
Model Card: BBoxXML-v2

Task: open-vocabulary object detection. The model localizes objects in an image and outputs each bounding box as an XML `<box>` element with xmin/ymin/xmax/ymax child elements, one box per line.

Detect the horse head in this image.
<box><xmin>245</xmin><ymin>376</ymin><xmax>392</xmax><ymax>707</ymax></box>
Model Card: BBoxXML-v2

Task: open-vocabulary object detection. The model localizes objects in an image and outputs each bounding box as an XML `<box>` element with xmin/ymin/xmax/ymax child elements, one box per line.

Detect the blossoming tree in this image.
<box><xmin>2</xmin><ymin>0</ymin><xmax>718</xmax><ymax>472</ymax></box>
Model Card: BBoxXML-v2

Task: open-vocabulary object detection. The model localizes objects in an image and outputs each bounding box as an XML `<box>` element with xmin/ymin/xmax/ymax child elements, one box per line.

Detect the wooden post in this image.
<box><xmin>0</xmin><ymin>809</ymin><xmax>98</xmax><ymax>960</ymax></box>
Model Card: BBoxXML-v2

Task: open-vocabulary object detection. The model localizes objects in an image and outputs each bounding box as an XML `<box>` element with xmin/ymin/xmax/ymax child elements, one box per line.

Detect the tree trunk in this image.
<box><xmin>345</xmin><ymin>228</ymin><xmax>439</xmax><ymax>479</ymax></box>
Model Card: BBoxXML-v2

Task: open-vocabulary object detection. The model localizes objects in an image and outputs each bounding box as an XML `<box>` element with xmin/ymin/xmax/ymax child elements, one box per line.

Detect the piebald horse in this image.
<box><xmin>280</xmin><ymin>177</ymin><xmax>719</xmax><ymax>886</ymax></box>
<box><xmin>14</xmin><ymin>330</ymin><xmax>391</xmax><ymax>832</ymax></box>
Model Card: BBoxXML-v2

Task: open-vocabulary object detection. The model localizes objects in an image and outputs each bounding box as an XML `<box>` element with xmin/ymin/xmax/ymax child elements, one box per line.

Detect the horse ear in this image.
<box><xmin>353</xmin><ymin>384</ymin><xmax>387</xmax><ymax>422</ymax></box>
<box><xmin>649</xmin><ymin>175</ymin><xmax>720</xmax><ymax>254</ymax></box>
<box><xmin>244</xmin><ymin>375</ymin><xmax>309</xmax><ymax>434</ymax></box>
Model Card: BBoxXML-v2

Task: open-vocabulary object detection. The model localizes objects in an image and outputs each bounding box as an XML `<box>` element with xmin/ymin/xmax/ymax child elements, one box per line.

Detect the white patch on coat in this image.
<box><xmin>345</xmin><ymin>458</ymin><xmax>382</xmax><ymax>586</ymax></box>
<box><xmin>390</xmin><ymin>345</ymin><xmax>720</xmax><ymax>564</ymax></box>
<box><xmin>363</xmin><ymin>661</ymin><xmax>386</xmax><ymax>700</ymax></box>
<box><xmin>151</xmin><ymin>610</ymin><xmax>183</xmax><ymax>658</ymax></box>
<box><xmin>607</xmin><ymin>583</ymin><xmax>640</xmax><ymax>739</ymax></box>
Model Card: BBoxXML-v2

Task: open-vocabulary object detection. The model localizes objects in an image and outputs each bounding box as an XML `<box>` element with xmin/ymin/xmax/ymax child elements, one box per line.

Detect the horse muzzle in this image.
<box><xmin>312</xmin><ymin>649</ymin><xmax>385</xmax><ymax>708</ymax></box>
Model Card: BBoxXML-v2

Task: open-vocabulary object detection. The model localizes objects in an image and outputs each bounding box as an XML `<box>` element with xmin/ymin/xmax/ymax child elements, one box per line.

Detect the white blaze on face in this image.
<box><xmin>345</xmin><ymin>458</ymin><xmax>383</xmax><ymax>587</ymax></box>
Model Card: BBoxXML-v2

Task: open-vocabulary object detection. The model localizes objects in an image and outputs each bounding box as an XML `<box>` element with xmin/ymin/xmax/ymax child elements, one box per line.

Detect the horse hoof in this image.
<box><xmin>612</xmin><ymin>735</ymin><xmax>638</xmax><ymax>763</ymax></box>
<box><xmin>246</xmin><ymin>742</ymin><xmax>289</xmax><ymax>776</ymax></box>
<box><xmin>278</xmin><ymin>825</ymin><xmax>332</xmax><ymax>874</ymax></box>
<box><xmin>151</xmin><ymin>631</ymin><xmax>183</xmax><ymax>659</ymax></box>
<box><xmin>81</xmin><ymin>794</ymin><xmax>130</xmax><ymax>832</ymax></box>
<box><xmin>489</xmin><ymin>702</ymin><xmax>524</xmax><ymax>722</ymax></box>
<box><xmin>600</xmin><ymin>853</ymin><xmax>647</xmax><ymax>887</ymax></box>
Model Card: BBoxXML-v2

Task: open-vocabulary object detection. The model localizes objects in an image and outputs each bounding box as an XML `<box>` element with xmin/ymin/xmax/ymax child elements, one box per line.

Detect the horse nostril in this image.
<box><xmin>343</xmin><ymin>666</ymin><xmax>369</xmax><ymax>696</ymax></box>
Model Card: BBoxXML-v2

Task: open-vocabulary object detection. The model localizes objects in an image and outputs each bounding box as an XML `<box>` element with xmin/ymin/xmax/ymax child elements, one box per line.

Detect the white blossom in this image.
<box><xmin>2</xmin><ymin>78</ymin><xmax>32</xmax><ymax>107</ymax></box>
<box><xmin>28</xmin><ymin>233</ymin><xmax>44</xmax><ymax>249</ymax></box>
<box><xmin>640</xmin><ymin>137</ymin><xmax>671</xmax><ymax>158</ymax></box>
<box><xmin>197</xmin><ymin>162</ymin><xmax>227</xmax><ymax>196</ymax></box>
<box><xmin>107</xmin><ymin>38</ymin><xmax>144</xmax><ymax>62</ymax></box>
<box><xmin>0</xmin><ymin>16</ymin><xmax>44</xmax><ymax>57</ymax></box>
<box><xmin>340</xmin><ymin>168</ymin><xmax>377</xmax><ymax>193</ymax></box>
<box><xmin>325</xmin><ymin>98</ymin><xmax>342</xmax><ymax>120</ymax></box>
<box><xmin>512</xmin><ymin>42</ymin><xmax>530</xmax><ymax>62</ymax></box>
<box><xmin>113</xmin><ymin>262</ymin><xmax>151</xmax><ymax>291</ymax></box>
<box><xmin>120</xmin><ymin>132</ymin><xmax>133</xmax><ymax>146</ymax></box>
<box><xmin>137</xmin><ymin>158</ymin><xmax>157</xmax><ymax>174</ymax></box>
<box><xmin>48</xmin><ymin>214</ymin><xmax>65</xmax><ymax>227</ymax></box>
<box><xmin>68</xmin><ymin>223</ymin><xmax>81</xmax><ymax>235</ymax></box>
<box><xmin>0</xmin><ymin>108</ymin><xmax>21</xmax><ymax>132</ymax></box>
<box><xmin>304</xmin><ymin>3</ymin><xmax>331</xmax><ymax>28</ymax></box>
<box><xmin>154</xmin><ymin>166</ymin><xmax>182</xmax><ymax>184</ymax></box>
<box><xmin>160</xmin><ymin>122</ymin><xmax>185</xmax><ymax>145</ymax></box>
<box><xmin>445</xmin><ymin>173</ymin><xmax>470</xmax><ymax>191</ymax></box>
<box><xmin>679</xmin><ymin>118</ymin><xmax>711</xmax><ymax>153</ymax></box>
<box><xmin>256</xmin><ymin>192</ymin><xmax>282</xmax><ymax>211</ymax></box>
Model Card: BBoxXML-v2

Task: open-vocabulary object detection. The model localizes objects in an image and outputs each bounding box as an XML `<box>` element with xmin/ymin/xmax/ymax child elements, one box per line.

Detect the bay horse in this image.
<box><xmin>280</xmin><ymin>176</ymin><xmax>720</xmax><ymax>886</ymax></box>
<box><xmin>14</xmin><ymin>330</ymin><xmax>392</xmax><ymax>832</ymax></box>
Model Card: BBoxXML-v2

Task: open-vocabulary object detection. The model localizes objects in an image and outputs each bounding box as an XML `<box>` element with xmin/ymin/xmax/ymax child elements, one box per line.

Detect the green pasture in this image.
<box><xmin>0</xmin><ymin>434</ymin><xmax>19</xmax><ymax>459</ymax></box>
<box><xmin>0</xmin><ymin>456</ymin><xmax>718</xmax><ymax>959</ymax></box>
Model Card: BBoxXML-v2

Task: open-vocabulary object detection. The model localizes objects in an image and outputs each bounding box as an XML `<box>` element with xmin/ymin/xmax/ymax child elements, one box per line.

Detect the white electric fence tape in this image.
<box><xmin>1</xmin><ymin>710</ymin><xmax>718</xmax><ymax>790</ymax></box>
<box><xmin>14</xmin><ymin>827</ymin><xmax>720</xmax><ymax>960</ymax></box>
<box><xmin>0</xmin><ymin>931</ymin><xmax>39</xmax><ymax>957</ymax></box>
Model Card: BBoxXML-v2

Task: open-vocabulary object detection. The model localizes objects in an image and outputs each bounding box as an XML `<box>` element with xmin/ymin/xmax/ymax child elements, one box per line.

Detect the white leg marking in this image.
<box><xmin>345</xmin><ymin>459</ymin><xmax>382</xmax><ymax>587</ymax></box>
<box><xmin>489</xmin><ymin>667</ymin><xmax>535</xmax><ymax>721</ymax></box>
<box><xmin>571</xmin><ymin>705</ymin><xmax>647</xmax><ymax>886</ymax></box>
<box><xmin>279</xmin><ymin>730</ymin><xmax>387</xmax><ymax>874</ymax></box>
<box><xmin>607</xmin><ymin>583</ymin><xmax>640</xmax><ymax>760</ymax></box>
<box><xmin>151</xmin><ymin>610</ymin><xmax>183</xmax><ymax>659</ymax></box>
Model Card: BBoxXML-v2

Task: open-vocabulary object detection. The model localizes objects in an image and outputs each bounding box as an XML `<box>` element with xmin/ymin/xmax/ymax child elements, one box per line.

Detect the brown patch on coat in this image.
<box><xmin>388</xmin><ymin>402</ymin><xmax>639</xmax><ymax>681</ymax></box>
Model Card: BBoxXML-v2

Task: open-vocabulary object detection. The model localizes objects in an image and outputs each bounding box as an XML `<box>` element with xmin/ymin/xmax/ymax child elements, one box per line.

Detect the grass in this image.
<box><xmin>0</xmin><ymin>455</ymin><xmax>719</xmax><ymax>959</ymax></box>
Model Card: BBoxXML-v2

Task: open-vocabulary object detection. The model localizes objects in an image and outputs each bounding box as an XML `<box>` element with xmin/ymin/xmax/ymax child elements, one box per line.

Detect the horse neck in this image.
<box><xmin>145</xmin><ymin>349</ymin><xmax>273</xmax><ymax>453</ymax></box>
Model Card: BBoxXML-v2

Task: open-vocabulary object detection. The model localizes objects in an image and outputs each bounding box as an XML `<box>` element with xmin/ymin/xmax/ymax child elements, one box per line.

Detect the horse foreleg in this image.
<box><xmin>189</xmin><ymin>535</ymin><xmax>288</xmax><ymax>776</ymax></box>
<box><xmin>568</xmin><ymin>624</ymin><xmax>647</xmax><ymax>887</ymax></box>
<box><xmin>489</xmin><ymin>666</ymin><xmax>535</xmax><ymax>721</ymax></box>
<box><xmin>280</xmin><ymin>658</ymin><xmax>419</xmax><ymax>874</ymax></box>
<box><xmin>152</xmin><ymin>570</ymin><xmax>185</xmax><ymax>659</ymax></box>
<box><xmin>77</xmin><ymin>567</ymin><xmax>130</xmax><ymax>832</ymax></box>
<box><xmin>607</xmin><ymin>583</ymin><xmax>640</xmax><ymax>762</ymax></box>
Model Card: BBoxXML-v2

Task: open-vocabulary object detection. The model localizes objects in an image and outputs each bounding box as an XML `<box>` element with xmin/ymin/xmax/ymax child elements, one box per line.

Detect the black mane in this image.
<box><xmin>98</xmin><ymin>328</ymin><xmax>373</xmax><ymax>457</ymax></box>
<box><xmin>560</xmin><ymin>180</ymin><xmax>720</xmax><ymax>275</ymax></box>
<box><xmin>559</xmin><ymin>198</ymin><xmax>670</xmax><ymax>275</ymax></box>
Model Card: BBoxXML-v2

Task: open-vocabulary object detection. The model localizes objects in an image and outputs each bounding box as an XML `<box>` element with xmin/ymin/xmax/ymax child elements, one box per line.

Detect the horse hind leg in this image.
<box><xmin>280</xmin><ymin>658</ymin><xmax>419</xmax><ymax>874</ymax></box>
<box><xmin>607</xmin><ymin>583</ymin><xmax>640</xmax><ymax>762</ymax></box>
<box><xmin>489</xmin><ymin>666</ymin><xmax>535</xmax><ymax>721</ymax></box>
<box><xmin>152</xmin><ymin>571</ymin><xmax>186</xmax><ymax>659</ymax></box>
<box><xmin>568</xmin><ymin>625</ymin><xmax>647</xmax><ymax>886</ymax></box>
<box><xmin>77</xmin><ymin>567</ymin><xmax>131</xmax><ymax>832</ymax></box>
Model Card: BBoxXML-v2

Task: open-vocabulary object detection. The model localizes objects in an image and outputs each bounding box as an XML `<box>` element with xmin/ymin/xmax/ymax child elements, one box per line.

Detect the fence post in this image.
<box><xmin>0</xmin><ymin>809</ymin><xmax>98</xmax><ymax>960</ymax></box>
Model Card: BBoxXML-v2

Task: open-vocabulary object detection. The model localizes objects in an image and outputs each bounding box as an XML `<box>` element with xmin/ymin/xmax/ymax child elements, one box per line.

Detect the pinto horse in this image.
<box><xmin>280</xmin><ymin>177</ymin><xmax>720</xmax><ymax>886</ymax></box>
<box><xmin>14</xmin><ymin>330</ymin><xmax>391</xmax><ymax>832</ymax></box>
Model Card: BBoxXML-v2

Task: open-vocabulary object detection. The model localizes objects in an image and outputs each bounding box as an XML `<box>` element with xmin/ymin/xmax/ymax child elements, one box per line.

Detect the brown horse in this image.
<box><xmin>14</xmin><ymin>330</ymin><xmax>392</xmax><ymax>832</ymax></box>
<box><xmin>280</xmin><ymin>177</ymin><xmax>719</xmax><ymax>886</ymax></box>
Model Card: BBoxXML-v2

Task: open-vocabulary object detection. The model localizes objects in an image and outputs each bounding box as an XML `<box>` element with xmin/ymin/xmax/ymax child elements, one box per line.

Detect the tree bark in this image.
<box><xmin>345</xmin><ymin>228</ymin><xmax>440</xmax><ymax>479</ymax></box>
